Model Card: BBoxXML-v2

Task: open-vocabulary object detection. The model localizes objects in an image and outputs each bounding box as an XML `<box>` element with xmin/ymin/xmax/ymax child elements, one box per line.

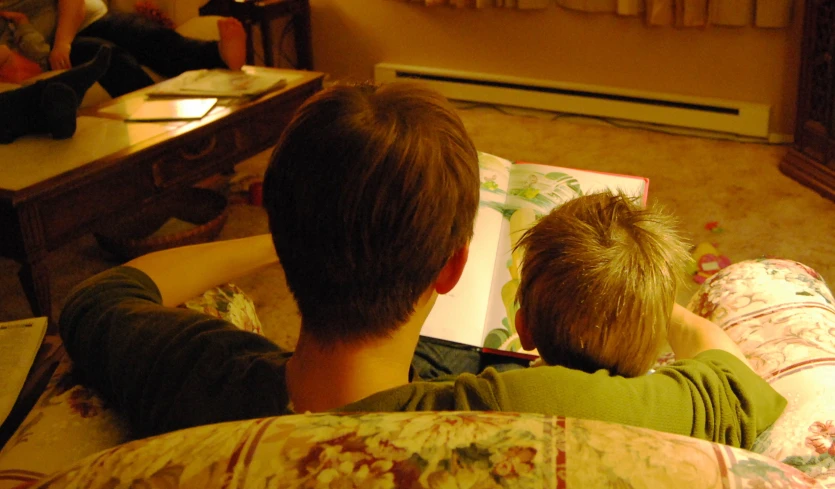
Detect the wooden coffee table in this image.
<box><xmin>0</xmin><ymin>67</ymin><xmax>324</xmax><ymax>323</ymax></box>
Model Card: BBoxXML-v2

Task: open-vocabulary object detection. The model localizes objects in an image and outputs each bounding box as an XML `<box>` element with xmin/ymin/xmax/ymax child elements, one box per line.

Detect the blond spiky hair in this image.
<box><xmin>516</xmin><ymin>190</ymin><xmax>690</xmax><ymax>377</ymax></box>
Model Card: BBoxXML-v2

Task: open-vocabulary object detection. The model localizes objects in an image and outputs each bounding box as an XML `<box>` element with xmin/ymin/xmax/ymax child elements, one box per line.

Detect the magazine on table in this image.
<box><xmin>419</xmin><ymin>153</ymin><xmax>649</xmax><ymax>359</ymax></box>
<box><xmin>150</xmin><ymin>69</ymin><xmax>288</xmax><ymax>98</ymax></box>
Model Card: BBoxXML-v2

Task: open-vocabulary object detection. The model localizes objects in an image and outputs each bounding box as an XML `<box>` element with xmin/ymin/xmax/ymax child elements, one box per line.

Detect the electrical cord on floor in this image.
<box><xmin>450</xmin><ymin>100</ymin><xmax>792</xmax><ymax>146</ymax></box>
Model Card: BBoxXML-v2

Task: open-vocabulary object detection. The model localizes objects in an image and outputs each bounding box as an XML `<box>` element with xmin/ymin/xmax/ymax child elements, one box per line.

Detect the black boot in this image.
<box><xmin>47</xmin><ymin>45</ymin><xmax>112</xmax><ymax>103</ymax></box>
<box><xmin>41</xmin><ymin>83</ymin><xmax>78</xmax><ymax>140</ymax></box>
<box><xmin>0</xmin><ymin>80</ymin><xmax>80</xmax><ymax>143</ymax></box>
<box><xmin>0</xmin><ymin>45</ymin><xmax>111</xmax><ymax>143</ymax></box>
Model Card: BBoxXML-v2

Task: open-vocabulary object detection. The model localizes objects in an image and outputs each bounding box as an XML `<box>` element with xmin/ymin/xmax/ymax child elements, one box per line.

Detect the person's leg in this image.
<box><xmin>78</xmin><ymin>13</ymin><xmax>244</xmax><ymax>78</ymax></box>
<box><xmin>42</xmin><ymin>44</ymin><xmax>112</xmax><ymax>100</ymax></box>
<box><xmin>70</xmin><ymin>37</ymin><xmax>154</xmax><ymax>97</ymax></box>
<box><xmin>0</xmin><ymin>81</ymin><xmax>74</xmax><ymax>143</ymax></box>
<box><xmin>40</xmin><ymin>83</ymin><xmax>78</xmax><ymax>138</ymax></box>
<box><xmin>0</xmin><ymin>45</ymin><xmax>110</xmax><ymax>143</ymax></box>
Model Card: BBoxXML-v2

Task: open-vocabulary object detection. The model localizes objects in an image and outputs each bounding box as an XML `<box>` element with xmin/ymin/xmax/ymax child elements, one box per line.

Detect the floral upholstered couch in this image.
<box><xmin>10</xmin><ymin>412</ymin><xmax>831</xmax><ymax>489</ymax></box>
<box><xmin>0</xmin><ymin>259</ymin><xmax>834</xmax><ymax>488</ymax></box>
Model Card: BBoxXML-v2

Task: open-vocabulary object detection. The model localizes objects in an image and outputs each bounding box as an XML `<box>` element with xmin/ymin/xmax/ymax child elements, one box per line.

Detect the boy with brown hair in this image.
<box><xmin>60</xmin><ymin>82</ymin><xmax>785</xmax><ymax>448</ymax></box>
<box><xmin>264</xmin><ymin>82</ymin><xmax>478</xmax><ymax>348</ymax></box>
<box><xmin>514</xmin><ymin>190</ymin><xmax>690</xmax><ymax>377</ymax></box>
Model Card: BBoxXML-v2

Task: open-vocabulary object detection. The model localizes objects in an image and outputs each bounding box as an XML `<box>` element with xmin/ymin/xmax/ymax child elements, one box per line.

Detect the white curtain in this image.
<box><xmin>400</xmin><ymin>0</ymin><xmax>793</xmax><ymax>27</ymax></box>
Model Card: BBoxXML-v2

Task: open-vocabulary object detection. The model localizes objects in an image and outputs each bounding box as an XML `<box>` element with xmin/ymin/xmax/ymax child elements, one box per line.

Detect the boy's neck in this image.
<box><xmin>285</xmin><ymin>291</ymin><xmax>437</xmax><ymax>413</ymax></box>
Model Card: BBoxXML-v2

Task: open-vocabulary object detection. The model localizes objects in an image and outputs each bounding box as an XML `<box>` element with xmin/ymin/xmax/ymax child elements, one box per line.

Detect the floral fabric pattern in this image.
<box><xmin>686</xmin><ymin>259</ymin><xmax>835</xmax><ymax>487</ymax></box>
<box><xmin>0</xmin><ymin>285</ymin><xmax>262</xmax><ymax>489</ymax></box>
<box><xmin>806</xmin><ymin>421</ymin><xmax>835</xmax><ymax>456</ymax></box>
<box><xmin>2</xmin><ymin>260</ymin><xmax>834</xmax><ymax>489</ymax></box>
<box><xmin>26</xmin><ymin>412</ymin><xmax>826</xmax><ymax>489</ymax></box>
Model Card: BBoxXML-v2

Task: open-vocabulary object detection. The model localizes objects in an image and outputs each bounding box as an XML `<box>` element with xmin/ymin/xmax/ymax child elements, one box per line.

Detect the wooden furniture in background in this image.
<box><xmin>0</xmin><ymin>68</ymin><xmax>324</xmax><ymax>321</ymax></box>
<box><xmin>780</xmin><ymin>0</ymin><xmax>835</xmax><ymax>202</ymax></box>
<box><xmin>199</xmin><ymin>0</ymin><xmax>312</xmax><ymax>69</ymax></box>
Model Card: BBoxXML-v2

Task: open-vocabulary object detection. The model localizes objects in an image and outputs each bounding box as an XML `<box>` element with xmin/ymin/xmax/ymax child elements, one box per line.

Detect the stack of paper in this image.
<box><xmin>151</xmin><ymin>69</ymin><xmax>287</xmax><ymax>98</ymax></box>
<box><xmin>0</xmin><ymin>317</ymin><xmax>48</xmax><ymax>425</ymax></box>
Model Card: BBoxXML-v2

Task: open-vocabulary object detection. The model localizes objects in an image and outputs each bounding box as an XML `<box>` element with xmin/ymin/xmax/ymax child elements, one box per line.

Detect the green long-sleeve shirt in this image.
<box><xmin>59</xmin><ymin>266</ymin><xmax>786</xmax><ymax>446</ymax></box>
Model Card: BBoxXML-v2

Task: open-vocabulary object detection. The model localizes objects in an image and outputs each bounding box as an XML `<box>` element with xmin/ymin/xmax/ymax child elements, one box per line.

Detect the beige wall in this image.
<box><xmin>308</xmin><ymin>0</ymin><xmax>804</xmax><ymax>137</ymax></box>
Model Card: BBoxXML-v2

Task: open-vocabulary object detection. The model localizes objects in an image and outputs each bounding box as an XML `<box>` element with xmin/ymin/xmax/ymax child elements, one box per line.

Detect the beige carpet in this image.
<box><xmin>2</xmin><ymin>105</ymin><xmax>834</xmax><ymax>351</ymax></box>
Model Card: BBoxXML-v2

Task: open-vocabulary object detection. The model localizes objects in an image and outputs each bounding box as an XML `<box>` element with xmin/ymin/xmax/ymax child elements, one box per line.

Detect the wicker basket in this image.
<box><xmin>94</xmin><ymin>187</ymin><xmax>229</xmax><ymax>261</ymax></box>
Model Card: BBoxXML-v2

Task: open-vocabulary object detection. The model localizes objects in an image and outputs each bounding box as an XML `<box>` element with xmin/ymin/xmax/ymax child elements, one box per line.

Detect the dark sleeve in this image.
<box><xmin>495</xmin><ymin>351</ymin><xmax>786</xmax><ymax>449</ymax></box>
<box><xmin>59</xmin><ymin>266</ymin><xmax>291</xmax><ymax>438</ymax></box>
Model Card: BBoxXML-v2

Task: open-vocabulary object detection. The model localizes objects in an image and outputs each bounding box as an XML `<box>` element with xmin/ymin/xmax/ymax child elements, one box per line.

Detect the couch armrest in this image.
<box><xmin>9</xmin><ymin>412</ymin><xmax>829</xmax><ymax>489</ymax></box>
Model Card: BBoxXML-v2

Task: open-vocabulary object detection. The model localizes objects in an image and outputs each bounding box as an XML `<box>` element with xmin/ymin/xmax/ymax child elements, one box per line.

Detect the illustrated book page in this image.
<box><xmin>420</xmin><ymin>153</ymin><xmax>649</xmax><ymax>358</ymax></box>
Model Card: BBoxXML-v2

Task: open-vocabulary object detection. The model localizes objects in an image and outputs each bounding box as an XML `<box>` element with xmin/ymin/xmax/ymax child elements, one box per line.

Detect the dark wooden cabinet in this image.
<box><xmin>780</xmin><ymin>0</ymin><xmax>835</xmax><ymax>202</ymax></box>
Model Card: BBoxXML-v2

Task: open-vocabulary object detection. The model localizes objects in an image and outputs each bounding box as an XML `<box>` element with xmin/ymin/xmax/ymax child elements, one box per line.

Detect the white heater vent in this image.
<box><xmin>375</xmin><ymin>63</ymin><xmax>770</xmax><ymax>138</ymax></box>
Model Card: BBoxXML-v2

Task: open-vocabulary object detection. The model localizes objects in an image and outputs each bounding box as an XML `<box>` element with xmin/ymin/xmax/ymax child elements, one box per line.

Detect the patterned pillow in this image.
<box><xmin>21</xmin><ymin>412</ymin><xmax>826</xmax><ymax>489</ymax></box>
<box><xmin>687</xmin><ymin>259</ymin><xmax>835</xmax><ymax>486</ymax></box>
<box><xmin>0</xmin><ymin>284</ymin><xmax>263</xmax><ymax>489</ymax></box>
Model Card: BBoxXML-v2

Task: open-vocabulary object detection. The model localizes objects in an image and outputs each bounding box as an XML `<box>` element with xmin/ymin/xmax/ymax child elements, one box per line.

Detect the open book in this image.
<box><xmin>0</xmin><ymin>317</ymin><xmax>48</xmax><ymax>425</ymax></box>
<box><xmin>420</xmin><ymin>153</ymin><xmax>649</xmax><ymax>358</ymax></box>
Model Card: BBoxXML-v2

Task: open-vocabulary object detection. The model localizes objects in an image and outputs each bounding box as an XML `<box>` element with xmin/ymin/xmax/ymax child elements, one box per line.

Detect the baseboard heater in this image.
<box><xmin>374</xmin><ymin>63</ymin><xmax>770</xmax><ymax>138</ymax></box>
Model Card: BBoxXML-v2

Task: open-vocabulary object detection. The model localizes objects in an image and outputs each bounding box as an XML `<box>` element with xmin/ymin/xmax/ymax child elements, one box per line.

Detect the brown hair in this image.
<box><xmin>263</xmin><ymin>82</ymin><xmax>479</xmax><ymax>344</ymax></box>
<box><xmin>516</xmin><ymin>190</ymin><xmax>689</xmax><ymax>377</ymax></box>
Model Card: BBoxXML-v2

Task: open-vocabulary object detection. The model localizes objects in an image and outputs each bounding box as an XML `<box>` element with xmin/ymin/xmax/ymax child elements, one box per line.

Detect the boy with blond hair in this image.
<box><xmin>61</xmin><ymin>82</ymin><xmax>784</xmax><ymax>448</ymax></box>
<box><xmin>514</xmin><ymin>190</ymin><xmax>690</xmax><ymax>377</ymax></box>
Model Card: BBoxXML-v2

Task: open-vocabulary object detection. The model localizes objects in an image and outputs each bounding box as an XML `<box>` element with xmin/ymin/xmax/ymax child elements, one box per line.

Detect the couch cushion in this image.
<box><xmin>25</xmin><ymin>411</ymin><xmax>827</xmax><ymax>489</ymax></box>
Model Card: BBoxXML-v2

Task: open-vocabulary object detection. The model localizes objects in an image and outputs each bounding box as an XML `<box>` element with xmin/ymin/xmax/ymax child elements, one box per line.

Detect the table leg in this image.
<box><xmin>18</xmin><ymin>259</ymin><xmax>51</xmax><ymax>320</ymax></box>
<box><xmin>14</xmin><ymin>203</ymin><xmax>52</xmax><ymax>320</ymax></box>
<box><xmin>261</xmin><ymin>17</ymin><xmax>275</xmax><ymax>67</ymax></box>
<box><xmin>244</xmin><ymin>22</ymin><xmax>256</xmax><ymax>65</ymax></box>
<box><xmin>292</xmin><ymin>0</ymin><xmax>313</xmax><ymax>70</ymax></box>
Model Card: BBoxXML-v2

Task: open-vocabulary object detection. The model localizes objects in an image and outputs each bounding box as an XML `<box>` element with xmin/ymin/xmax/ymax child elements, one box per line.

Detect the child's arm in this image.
<box><xmin>14</xmin><ymin>23</ymin><xmax>50</xmax><ymax>70</ymax></box>
<box><xmin>0</xmin><ymin>12</ymin><xmax>49</xmax><ymax>70</ymax></box>
<box><xmin>51</xmin><ymin>0</ymin><xmax>86</xmax><ymax>70</ymax></box>
<box><xmin>668</xmin><ymin>303</ymin><xmax>753</xmax><ymax>368</ymax></box>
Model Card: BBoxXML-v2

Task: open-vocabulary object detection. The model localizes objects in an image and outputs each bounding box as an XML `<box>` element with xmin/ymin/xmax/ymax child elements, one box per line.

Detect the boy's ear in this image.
<box><xmin>515</xmin><ymin>309</ymin><xmax>536</xmax><ymax>351</ymax></box>
<box><xmin>434</xmin><ymin>244</ymin><xmax>469</xmax><ymax>295</ymax></box>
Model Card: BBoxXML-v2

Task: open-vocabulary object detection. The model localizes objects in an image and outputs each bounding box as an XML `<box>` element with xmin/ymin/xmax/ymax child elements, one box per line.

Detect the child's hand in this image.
<box><xmin>49</xmin><ymin>42</ymin><xmax>71</xmax><ymax>70</ymax></box>
<box><xmin>0</xmin><ymin>11</ymin><xmax>31</xmax><ymax>25</ymax></box>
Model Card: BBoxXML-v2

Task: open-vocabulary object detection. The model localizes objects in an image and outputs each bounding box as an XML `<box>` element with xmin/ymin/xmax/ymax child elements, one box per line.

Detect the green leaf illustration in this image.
<box><xmin>484</xmin><ymin>328</ymin><xmax>511</xmax><ymax>349</ymax></box>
